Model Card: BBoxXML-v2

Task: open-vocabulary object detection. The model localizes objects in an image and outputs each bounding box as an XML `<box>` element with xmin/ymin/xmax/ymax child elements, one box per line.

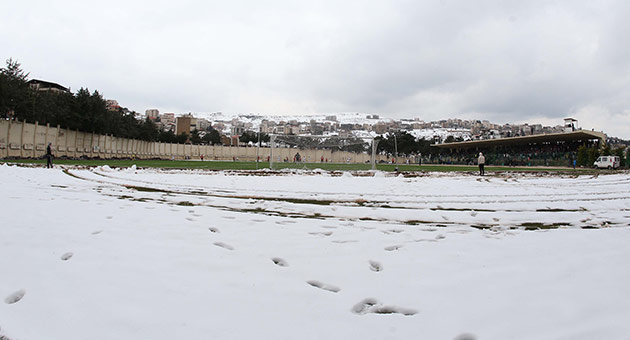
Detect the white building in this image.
<box><xmin>145</xmin><ymin>109</ymin><xmax>159</xmax><ymax>120</ymax></box>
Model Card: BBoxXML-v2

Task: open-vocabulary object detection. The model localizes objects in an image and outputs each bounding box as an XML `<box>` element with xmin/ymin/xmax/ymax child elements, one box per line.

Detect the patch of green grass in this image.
<box><xmin>3</xmin><ymin>158</ymin><xmax>593</xmax><ymax>173</ymax></box>
<box><xmin>520</xmin><ymin>222</ymin><xmax>572</xmax><ymax>230</ymax></box>
<box><xmin>431</xmin><ymin>207</ymin><xmax>497</xmax><ymax>212</ymax></box>
<box><xmin>471</xmin><ymin>224</ymin><xmax>494</xmax><ymax>230</ymax></box>
<box><xmin>232</xmin><ymin>207</ymin><xmax>329</xmax><ymax>220</ymax></box>
<box><xmin>359</xmin><ymin>217</ymin><xmax>380</xmax><ymax>221</ymax></box>
<box><xmin>277</xmin><ymin>197</ymin><xmax>336</xmax><ymax>206</ymax></box>
<box><xmin>403</xmin><ymin>220</ymin><xmax>435</xmax><ymax>225</ymax></box>
<box><xmin>124</xmin><ymin>185</ymin><xmax>172</xmax><ymax>193</ymax></box>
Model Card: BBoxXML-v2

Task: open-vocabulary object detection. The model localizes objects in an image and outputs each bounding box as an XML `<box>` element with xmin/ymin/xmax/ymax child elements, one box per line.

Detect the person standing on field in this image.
<box><xmin>478</xmin><ymin>152</ymin><xmax>485</xmax><ymax>176</ymax></box>
<box><xmin>46</xmin><ymin>142</ymin><xmax>54</xmax><ymax>168</ymax></box>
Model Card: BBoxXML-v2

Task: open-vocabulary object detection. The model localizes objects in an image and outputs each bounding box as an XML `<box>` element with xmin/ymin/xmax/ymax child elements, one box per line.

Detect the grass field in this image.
<box><xmin>1</xmin><ymin>158</ymin><xmax>598</xmax><ymax>173</ymax></box>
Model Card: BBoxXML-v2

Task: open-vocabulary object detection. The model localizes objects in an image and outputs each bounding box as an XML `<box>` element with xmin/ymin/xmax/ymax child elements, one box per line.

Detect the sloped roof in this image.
<box><xmin>433</xmin><ymin>130</ymin><xmax>606</xmax><ymax>149</ymax></box>
<box><xmin>28</xmin><ymin>79</ymin><xmax>70</xmax><ymax>92</ymax></box>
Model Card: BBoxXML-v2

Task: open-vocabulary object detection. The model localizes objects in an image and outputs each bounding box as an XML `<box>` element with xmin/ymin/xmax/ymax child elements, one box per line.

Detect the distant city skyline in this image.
<box><xmin>144</xmin><ymin>110</ymin><xmax>590</xmax><ymax>148</ymax></box>
<box><xmin>2</xmin><ymin>0</ymin><xmax>629</xmax><ymax>139</ymax></box>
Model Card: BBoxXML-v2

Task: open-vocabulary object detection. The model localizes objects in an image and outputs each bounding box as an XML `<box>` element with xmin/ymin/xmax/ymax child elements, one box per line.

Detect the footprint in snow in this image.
<box><xmin>413</xmin><ymin>238</ymin><xmax>437</xmax><ymax>243</ymax></box>
<box><xmin>351</xmin><ymin>298</ymin><xmax>379</xmax><ymax>314</ymax></box>
<box><xmin>307</xmin><ymin>280</ymin><xmax>340</xmax><ymax>293</ymax></box>
<box><xmin>208</xmin><ymin>227</ymin><xmax>220</xmax><ymax>233</ymax></box>
<box><xmin>384</xmin><ymin>245</ymin><xmax>402</xmax><ymax>251</ymax></box>
<box><xmin>309</xmin><ymin>231</ymin><xmax>333</xmax><ymax>236</ymax></box>
<box><xmin>271</xmin><ymin>257</ymin><xmax>288</xmax><ymax>267</ymax></box>
<box><xmin>213</xmin><ymin>242</ymin><xmax>234</xmax><ymax>250</ymax></box>
<box><xmin>61</xmin><ymin>252</ymin><xmax>73</xmax><ymax>261</ymax></box>
<box><xmin>369</xmin><ymin>260</ymin><xmax>383</xmax><ymax>272</ymax></box>
<box><xmin>4</xmin><ymin>290</ymin><xmax>26</xmax><ymax>304</ymax></box>
<box><xmin>453</xmin><ymin>333</ymin><xmax>477</xmax><ymax>340</ymax></box>
<box><xmin>91</xmin><ymin>230</ymin><xmax>103</xmax><ymax>235</ymax></box>
<box><xmin>351</xmin><ymin>298</ymin><xmax>417</xmax><ymax>316</ymax></box>
<box><xmin>382</xmin><ymin>229</ymin><xmax>404</xmax><ymax>234</ymax></box>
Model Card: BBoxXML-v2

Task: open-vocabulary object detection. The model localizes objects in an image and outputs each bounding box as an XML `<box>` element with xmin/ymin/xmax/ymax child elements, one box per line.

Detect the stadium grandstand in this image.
<box><xmin>432</xmin><ymin>125</ymin><xmax>606</xmax><ymax>167</ymax></box>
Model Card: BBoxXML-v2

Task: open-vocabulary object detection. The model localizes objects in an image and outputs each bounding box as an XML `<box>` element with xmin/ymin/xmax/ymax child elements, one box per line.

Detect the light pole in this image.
<box><xmin>269</xmin><ymin>134</ymin><xmax>275</xmax><ymax>169</ymax></box>
<box><xmin>371</xmin><ymin>137</ymin><xmax>378</xmax><ymax>170</ymax></box>
<box><xmin>256</xmin><ymin>126</ymin><xmax>261</xmax><ymax>169</ymax></box>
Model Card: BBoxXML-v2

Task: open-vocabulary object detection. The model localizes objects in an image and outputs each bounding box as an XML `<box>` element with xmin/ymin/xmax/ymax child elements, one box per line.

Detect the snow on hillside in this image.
<box><xmin>409</xmin><ymin>128</ymin><xmax>472</xmax><ymax>142</ymax></box>
<box><xmin>198</xmin><ymin>112</ymin><xmax>471</xmax><ymax>143</ymax></box>
<box><xmin>200</xmin><ymin>112</ymin><xmax>395</xmax><ymax>126</ymax></box>
<box><xmin>1</xmin><ymin>164</ymin><xmax>629</xmax><ymax>340</ymax></box>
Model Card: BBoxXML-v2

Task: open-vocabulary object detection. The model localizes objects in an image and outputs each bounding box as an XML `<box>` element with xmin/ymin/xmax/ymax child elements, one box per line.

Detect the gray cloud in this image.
<box><xmin>1</xmin><ymin>0</ymin><xmax>629</xmax><ymax>138</ymax></box>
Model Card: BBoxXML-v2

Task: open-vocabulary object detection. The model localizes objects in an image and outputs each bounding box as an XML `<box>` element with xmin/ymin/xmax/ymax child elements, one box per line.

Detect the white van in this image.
<box><xmin>593</xmin><ymin>156</ymin><xmax>620</xmax><ymax>169</ymax></box>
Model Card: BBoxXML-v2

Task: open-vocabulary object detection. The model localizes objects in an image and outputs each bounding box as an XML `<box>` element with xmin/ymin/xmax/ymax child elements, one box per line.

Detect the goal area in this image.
<box><xmin>267</xmin><ymin>134</ymin><xmax>380</xmax><ymax>170</ymax></box>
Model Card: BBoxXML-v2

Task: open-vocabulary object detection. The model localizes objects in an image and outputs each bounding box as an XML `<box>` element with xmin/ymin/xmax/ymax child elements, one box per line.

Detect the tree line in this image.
<box><xmin>375</xmin><ymin>131</ymin><xmax>436</xmax><ymax>156</ymax></box>
<box><xmin>0</xmin><ymin>58</ymin><xmax>218</xmax><ymax>144</ymax></box>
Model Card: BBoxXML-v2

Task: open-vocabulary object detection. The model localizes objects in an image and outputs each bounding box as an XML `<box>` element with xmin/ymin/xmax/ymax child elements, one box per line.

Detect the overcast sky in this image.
<box><xmin>2</xmin><ymin>0</ymin><xmax>629</xmax><ymax>138</ymax></box>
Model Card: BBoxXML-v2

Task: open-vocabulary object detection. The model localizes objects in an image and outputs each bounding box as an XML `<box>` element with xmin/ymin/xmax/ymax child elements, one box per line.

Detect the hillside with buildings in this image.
<box><xmin>144</xmin><ymin>109</ymin><xmax>577</xmax><ymax>145</ymax></box>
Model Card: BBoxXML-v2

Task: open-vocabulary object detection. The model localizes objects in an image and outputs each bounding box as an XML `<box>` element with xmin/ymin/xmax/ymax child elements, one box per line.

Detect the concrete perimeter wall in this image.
<box><xmin>0</xmin><ymin>119</ymin><xmax>391</xmax><ymax>163</ymax></box>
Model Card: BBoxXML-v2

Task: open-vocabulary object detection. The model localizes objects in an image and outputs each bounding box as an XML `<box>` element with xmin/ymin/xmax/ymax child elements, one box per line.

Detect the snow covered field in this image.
<box><xmin>1</xmin><ymin>164</ymin><xmax>630</xmax><ymax>340</ymax></box>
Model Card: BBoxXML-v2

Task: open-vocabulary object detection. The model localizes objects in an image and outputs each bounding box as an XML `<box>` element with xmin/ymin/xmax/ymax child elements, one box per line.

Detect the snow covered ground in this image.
<box><xmin>1</xmin><ymin>164</ymin><xmax>629</xmax><ymax>340</ymax></box>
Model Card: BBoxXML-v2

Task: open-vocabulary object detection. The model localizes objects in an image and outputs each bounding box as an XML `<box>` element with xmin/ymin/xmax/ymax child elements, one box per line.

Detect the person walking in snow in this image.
<box><xmin>46</xmin><ymin>142</ymin><xmax>54</xmax><ymax>168</ymax></box>
<box><xmin>478</xmin><ymin>152</ymin><xmax>485</xmax><ymax>176</ymax></box>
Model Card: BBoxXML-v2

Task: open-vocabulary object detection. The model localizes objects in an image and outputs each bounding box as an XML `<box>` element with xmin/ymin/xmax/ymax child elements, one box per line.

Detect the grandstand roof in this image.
<box><xmin>433</xmin><ymin>130</ymin><xmax>606</xmax><ymax>149</ymax></box>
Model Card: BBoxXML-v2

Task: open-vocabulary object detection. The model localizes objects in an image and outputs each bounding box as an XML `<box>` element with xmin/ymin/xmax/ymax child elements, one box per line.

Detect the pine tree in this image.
<box><xmin>0</xmin><ymin>58</ymin><xmax>31</xmax><ymax>118</ymax></box>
